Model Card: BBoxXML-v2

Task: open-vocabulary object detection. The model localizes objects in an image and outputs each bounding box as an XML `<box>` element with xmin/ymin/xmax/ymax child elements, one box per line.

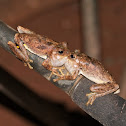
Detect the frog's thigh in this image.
<box><xmin>8</xmin><ymin>41</ymin><xmax>32</xmax><ymax>63</ymax></box>
<box><xmin>8</xmin><ymin>41</ymin><xmax>26</xmax><ymax>60</ymax></box>
<box><xmin>90</xmin><ymin>83</ymin><xmax>119</xmax><ymax>93</ymax></box>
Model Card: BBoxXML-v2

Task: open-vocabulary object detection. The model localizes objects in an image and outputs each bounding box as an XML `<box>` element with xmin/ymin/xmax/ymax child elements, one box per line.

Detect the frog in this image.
<box><xmin>7</xmin><ymin>26</ymin><xmax>120</xmax><ymax>105</ymax></box>
<box><xmin>8</xmin><ymin>26</ymin><xmax>68</xmax><ymax>71</ymax></box>
<box><xmin>42</xmin><ymin>44</ymin><xmax>70</xmax><ymax>78</ymax></box>
<box><xmin>50</xmin><ymin>49</ymin><xmax>120</xmax><ymax>105</ymax></box>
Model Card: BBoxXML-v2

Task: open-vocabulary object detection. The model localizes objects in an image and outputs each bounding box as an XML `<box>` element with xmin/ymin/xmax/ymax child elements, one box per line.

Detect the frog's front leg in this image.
<box><xmin>86</xmin><ymin>82</ymin><xmax>120</xmax><ymax>106</ymax></box>
<box><xmin>47</xmin><ymin>66</ymin><xmax>66</xmax><ymax>80</ymax></box>
<box><xmin>53</xmin><ymin>70</ymin><xmax>79</xmax><ymax>82</ymax></box>
<box><xmin>42</xmin><ymin>58</ymin><xmax>63</xmax><ymax>80</ymax></box>
<box><xmin>8</xmin><ymin>34</ymin><xmax>33</xmax><ymax>69</ymax></box>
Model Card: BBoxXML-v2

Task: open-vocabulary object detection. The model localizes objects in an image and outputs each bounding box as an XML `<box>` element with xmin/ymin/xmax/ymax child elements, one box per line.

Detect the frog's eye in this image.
<box><xmin>58</xmin><ymin>50</ymin><xmax>64</xmax><ymax>54</ymax></box>
<box><xmin>70</xmin><ymin>54</ymin><xmax>75</xmax><ymax>58</ymax></box>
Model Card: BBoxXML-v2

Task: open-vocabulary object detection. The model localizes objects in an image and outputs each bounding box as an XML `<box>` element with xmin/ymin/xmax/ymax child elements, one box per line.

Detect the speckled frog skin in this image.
<box><xmin>8</xmin><ymin>26</ymin><xmax>68</xmax><ymax>70</ymax></box>
<box><xmin>50</xmin><ymin>49</ymin><xmax>120</xmax><ymax>105</ymax></box>
<box><xmin>8</xmin><ymin>26</ymin><xmax>120</xmax><ymax>106</ymax></box>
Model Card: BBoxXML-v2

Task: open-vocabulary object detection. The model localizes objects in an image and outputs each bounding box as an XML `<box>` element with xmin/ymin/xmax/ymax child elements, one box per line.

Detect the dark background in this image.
<box><xmin>0</xmin><ymin>0</ymin><xmax>126</xmax><ymax>125</ymax></box>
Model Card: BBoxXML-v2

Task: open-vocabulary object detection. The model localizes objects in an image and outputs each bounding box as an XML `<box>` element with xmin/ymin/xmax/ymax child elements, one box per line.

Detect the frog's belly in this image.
<box><xmin>79</xmin><ymin>71</ymin><xmax>109</xmax><ymax>84</ymax></box>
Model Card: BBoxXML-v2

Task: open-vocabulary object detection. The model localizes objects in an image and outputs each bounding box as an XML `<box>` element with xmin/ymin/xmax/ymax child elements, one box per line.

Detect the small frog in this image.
<box><xmin>42</xmin><ymin>44</ymin><xmax>70</xmax><ymax>78</ymax></box>
<box><xmin>52</xmin><ymin>49</ymin><xmax>120</xmax><ymax>105</ymax></box>
<box><xmin>8</xmin><ymin>26</ymin><xmax>67</xmax><ymax>70</ymax></box>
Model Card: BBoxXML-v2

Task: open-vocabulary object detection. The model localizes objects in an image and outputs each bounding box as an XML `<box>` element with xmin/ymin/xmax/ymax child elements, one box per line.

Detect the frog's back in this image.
<box><xmin>79</xmin><ymin>55</ymin><xmax>115</xmax><ymax>84</ymax></box>
<box><xmin>19</xmin><ymin>33</ymin><xmax>59</xmax><ymax>58</ymax></box>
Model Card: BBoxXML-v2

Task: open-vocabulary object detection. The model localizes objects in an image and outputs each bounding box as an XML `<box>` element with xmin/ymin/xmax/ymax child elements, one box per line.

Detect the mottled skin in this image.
<box><xmin>42</xmin><ymin>45</ymin><xmax>70</xmax><ymax>78</ymax></box>
<box><xmin>52</xmin><ymin>49</ymin><xmax>120</xmax><ymax>105</ymax></box>
<box><xmin>8</xmin><ymin>26</ymin><xmax>120</xmax><ymax>105</ymax></box>
<box><xmin>8</xmin><ymin>26</ymin><xmax>68</xmax><ymax>71</ymax></box>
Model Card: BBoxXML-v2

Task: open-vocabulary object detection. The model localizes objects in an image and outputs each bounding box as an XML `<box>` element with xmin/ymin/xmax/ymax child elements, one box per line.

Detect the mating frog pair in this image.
<box><xmin>8</xmin><ymin>26</ymin><xmax>120</xmax><ymax>105</ymax></box>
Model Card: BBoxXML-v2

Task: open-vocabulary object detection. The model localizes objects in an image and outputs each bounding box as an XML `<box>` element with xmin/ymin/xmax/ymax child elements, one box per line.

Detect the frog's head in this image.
<box><xmin>50</xmin><ymin>42</ymin><xmax>70</xmax><ymax>66</ymax></box>
<box><xmin>68</xmin><ymin>49</ymin><xmax>80</xmax><ymax>61</ymax></box>
<box><xmin>68</xmin><ymin>49</ymin><xmax>86</xmax><ymax>64</ymax></box>
<box><xmin>52</xmin><ymin>41</ymin><xmax>69</xmax><ymax>55</ymax></box>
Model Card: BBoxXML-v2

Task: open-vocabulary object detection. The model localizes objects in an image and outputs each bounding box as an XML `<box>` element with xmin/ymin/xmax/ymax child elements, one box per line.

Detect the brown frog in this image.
<box><xmin>8</xmin><ymin>26</ymin><xmax>68</xmax><ymax>70</ymax></box>
<box><xmin>51</xmin><ymin>49</ymin><xmax>120</xmax><ymax>105</ymax></box>
<box><xmin>7</xmin><ymin>26</ymin><xmax>120</xmax><ymax>105</ymax></box>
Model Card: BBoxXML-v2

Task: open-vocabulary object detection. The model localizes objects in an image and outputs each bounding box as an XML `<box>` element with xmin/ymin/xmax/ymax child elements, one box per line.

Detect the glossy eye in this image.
<box><xmin>70</xmin><ymin>54</ymin><xmax>75</xmax><ymax>58</ymax></box>
<box><xmin>58</xmin><ymin>51</ymin><xmax>64</xmax><ymax>54</ymax></box>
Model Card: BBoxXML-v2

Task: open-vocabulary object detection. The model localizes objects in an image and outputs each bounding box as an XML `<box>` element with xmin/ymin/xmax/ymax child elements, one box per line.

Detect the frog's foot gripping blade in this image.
<box><xmin>49</xmin><ymin>70</ymin><xmax>61</xmax><ymax>81</ymax></box>
<box><xmin>67</xmin><ymin>75</ymin><xmax>83</xmax><ymax>96</ymax></box>
<box><xmin>53</xmin><ymin>77</ymin><xmax>63</xmax><ymax>82</ymax></box>
<box><xmin>27</xmin><ymin>63</ymin><xmax>33</xmax><ymax>69</ymax></box>
<box><xmin>86</xmin><ymin>92</ymin><xmax>96</xmax><ymax>106</ymax></box>
<box><xmin>24</xmin><ymin>61</ymin><xmax>33</xmax><ymax>69</ymax></box>
<box><xmin>51</xmin><ymin>66</ymin><xmax>66</xmax><ymax>82</ymax></box>
<box><xmin>58</xmin><ymin>66</ymin><xmax>66</xmax><ymax>76</ymax></box>
<box><xmin>48</xmin><ymin>72</ymin><xmax>53</xmax><ymax>80</ymax></box>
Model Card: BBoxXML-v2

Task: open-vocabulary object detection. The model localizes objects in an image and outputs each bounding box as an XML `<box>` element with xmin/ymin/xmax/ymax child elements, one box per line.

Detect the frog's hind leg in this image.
<box><xmin>86</xmin><ymin>83</ymin><xmax>120</xmax><ymax>106</ymax></box>
<box><xmin>68</xmin><ymin>75</ymin><xmax>83</xmax><ymax>95</ymax></box>
<box><xmin>8</xmin><ymin>41</ymin><xmax>33</xmax><ymax>69</ymax></box>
